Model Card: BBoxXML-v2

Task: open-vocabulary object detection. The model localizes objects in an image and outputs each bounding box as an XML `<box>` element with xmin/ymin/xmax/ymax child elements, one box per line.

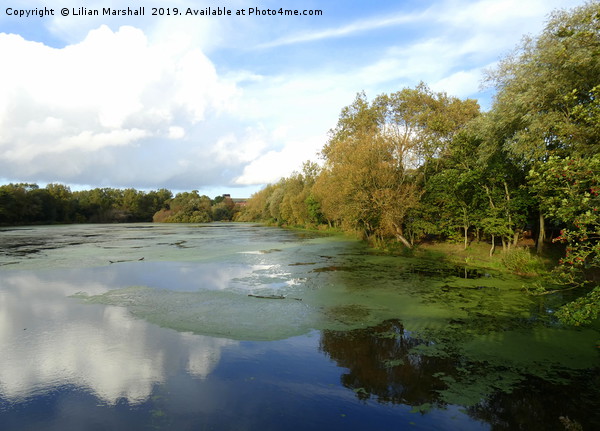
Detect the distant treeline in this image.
<box><xmin>0</xmin><ymin>183</ymin><xmax>242</xmax><ymax>225</ymax></box>
<box><xmin>237</xmin><ymin>3</ymin><xmax>600</xmax><ymax>324</ymax></box>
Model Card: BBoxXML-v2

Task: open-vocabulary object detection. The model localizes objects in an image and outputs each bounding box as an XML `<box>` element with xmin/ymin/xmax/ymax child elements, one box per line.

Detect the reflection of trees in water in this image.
<box><xmin>319</xmin><ymin>320</ymin><xmax>600</xmax><ymax>431</ymax></box>
<box><xmin>319</xmin><ymin>320</ymin><xmax>454</xmax><ymax>406</ymax></box>
<box><xmin>466</xmin><ymin>372</ymin><xmax>599</xmax><ymax>431</ymax></box>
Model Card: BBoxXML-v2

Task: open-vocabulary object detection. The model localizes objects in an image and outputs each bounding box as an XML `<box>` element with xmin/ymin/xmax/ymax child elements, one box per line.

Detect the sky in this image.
<box><xmin>0</xmin><ymin>0</ymin><xmax>589</xmax><ymax>198</ymax></box>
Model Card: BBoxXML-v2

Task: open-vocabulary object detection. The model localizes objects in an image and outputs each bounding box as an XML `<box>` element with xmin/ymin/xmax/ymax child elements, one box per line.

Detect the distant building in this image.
<box><xmin>222</xmin><ymin>193</ymin><xmax>247</xmax><ymax>206</ymax></box>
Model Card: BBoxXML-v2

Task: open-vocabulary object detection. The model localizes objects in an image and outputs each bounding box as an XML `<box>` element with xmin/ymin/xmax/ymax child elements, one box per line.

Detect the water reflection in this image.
<box><xmin>319</xmin><ymin>320</ymin><xmax>600</xmax><ymax>430</ymax></box>
<box><xmin>0</xmin><ymin>271</ymin><xmax>236</xmax><ymax>405</ymax></box>
<box><xmin>320</xmin><ymin>320</ymin><xmax>449</xmax><ymax>405</ymax></box>
<box><xmin>105</xmin><ymin>260</ymin><xmax>291</xmax><ymax>292</ymax></box>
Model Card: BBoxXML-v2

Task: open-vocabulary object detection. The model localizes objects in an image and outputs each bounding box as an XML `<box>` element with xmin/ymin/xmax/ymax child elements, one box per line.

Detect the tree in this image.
<box><xmin>479</xmin><ymin>148</ymin><xmax>533</xmax><ymax>253</ymax></box>
<box><xmin>160</xmin><ymin>191</ymin><xmax>213</xmax><ymax>223</ymax></box>
<box><xmin>529</xmin><ymin>156</ymin><xmax>600</xmax><ymax>274</ymax></box>
<box><xmin>486</xmin><ymin>1</ymin><xmax>600</xmax><ymax>252</ymax></box>
<box><xmin>0</xmin><ymin>183</ymin><xmax>43</xmax><ymax>223</ymax></box>
<box><xmin>214</xmin><ymin>195</ymin><xmax>236</xmax><ymax>221</ymax></box>
<box><xmin>528</xmin><ymin>154</ymin><xmax>600</xmax><ymax>325</ymax></box>
<box><xmin>140</xmin><ymin>189</ymin><xmax>172</xmax><ymax>221</ymax></box>
<box><xmin>318</xmin><ymin>92</ymin><xmax>421</xmax><ymax>246</ymax></box>
<box><xmin>375</xmin><ymin>83</ymin><xmax>480</xmax><ymax>182</ymax></box>
<box><xmin>424</xmin><ymin>168</ymin><xmax>483</xmax><ymax>249</ymax></box>
<box><xmin>416</xmin><ymin>120</ymin><xmax>491</xmax><ymax>248</ymax></box>
<box><xmin>46</xmin><ymin>183</ymin><xmax>74</xmax><ymax>222</ymax></box>
<box><xmin>236</xmin><ymin>184</ymin><xmax>276</xmax><ymax>222</ymax></box>
<box><xmin>488</xmin><ymin>2</ymin><xmax>600</xmax><ymax>157</ymax></box>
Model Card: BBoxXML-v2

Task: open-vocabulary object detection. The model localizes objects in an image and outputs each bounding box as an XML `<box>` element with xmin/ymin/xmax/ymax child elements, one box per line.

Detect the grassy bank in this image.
<box><xmin>277</xmin><ymin>222</ymin><xmax>556</xmax><ymax>279</ymax></box>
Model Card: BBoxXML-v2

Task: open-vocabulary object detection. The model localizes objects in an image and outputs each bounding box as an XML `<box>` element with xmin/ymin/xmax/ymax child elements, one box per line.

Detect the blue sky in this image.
<box><xmin>0</xmin><ymin>0</ymin><xmax>587</xmax><ymax>197</ymax></box>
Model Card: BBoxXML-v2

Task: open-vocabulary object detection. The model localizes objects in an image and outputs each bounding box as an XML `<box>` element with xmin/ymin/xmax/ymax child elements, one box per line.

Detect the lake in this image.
<box><xmin>0</xmin><ymin>223</ymin><xmax>598</xmax><ymax>430</ymax></box>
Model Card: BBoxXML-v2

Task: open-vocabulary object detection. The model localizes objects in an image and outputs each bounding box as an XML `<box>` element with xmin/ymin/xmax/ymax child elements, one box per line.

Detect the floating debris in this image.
<box><xmin>248</xmin><ymin>294</ymin><xmax>286</xmax><ymax>299</ymax></box>
<box><xmin>109</xmin><ymin>257</ymin><xmax>145</xmax><ymax>264</ymax></box>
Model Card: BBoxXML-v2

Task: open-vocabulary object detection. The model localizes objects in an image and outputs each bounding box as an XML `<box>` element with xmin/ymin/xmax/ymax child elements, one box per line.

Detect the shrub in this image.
<box><xmin>501</xmin><ymin>247</ymin><xmax>543</xmax><ymax>275</ymax></box>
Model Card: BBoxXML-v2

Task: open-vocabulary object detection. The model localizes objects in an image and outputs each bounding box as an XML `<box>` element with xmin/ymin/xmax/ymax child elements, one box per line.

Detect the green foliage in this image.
<box><xmin>527</xmin><ymin>155</ymin><xmax>600</xmax><ymax>325</ymax></box>
<box><xmin>501</xmin><ymin>247</ymin><xmax>544</xmax><ymax>275</ymax></box>
<box><xmin>314</xmin><ymin>85</ymin><xmax>478</xmax><ymax>244</ymax></box>
<box><xmin>156</xmin><ymin>192</ymin><xmax>241</xmax><ymax>223</ymax></box>
<box><xmin>0</xmin><ymin>183</ymin><xmax>52</xmax><ymax>224</ymax></box>
<box><xmin>305</xmin><ymin>193</ymin><xmax>324</xmax><ymax>225</ymax></box>
<box><xmin>237</xmin><ymin>163</ymin><xmax>321</xmax><ymax>227</ymax></box>
<box><xmin>555</xmin><ymin>286</ymin><xmax>600</xmax><ymax>326</ymax></box>
<box><xmin>529</xmin><ymin>155</ymin><xmax>600</xmax><ymax>285</ymax></box>
<box><xmin>480</xmin><ymin>2</ymin><xmax>600</xmax><ymax>325</ymax></box>
<box><xmin>162</xmin><ymin>191</ymin><xmax>212</xmax><ymax>223</ymax></box>
<box><xmin>0</xmin><ymin>183</ymin><xmax>243</xmax><ymax>225</ymax></box>
<box><xmin>487</xmin><ymin>1</ymin><xmax>600</xmax><ymax>160</ymax></box>
<box><xmin>212</xmin><ymin>197</ymin><xmax>236</xmax><ymax>221</ymax></box>
<box><xmin>236</xmin><ymin>184</ymin><xmax>276</xmax><ymax>222</ymax></box>
<box><xmin>479</xmin><ymin>217</ymin><xmax>512</xmax><ymax>239</ymax></box>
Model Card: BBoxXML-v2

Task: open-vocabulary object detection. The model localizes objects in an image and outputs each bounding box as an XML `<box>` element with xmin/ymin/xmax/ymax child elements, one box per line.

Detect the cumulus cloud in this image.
<box><xmin>0</xmin><ymin>25</ymin><xmax>240</xmax><ymax>188</ymax></box>
<box><xmin>234</xmin><ymin>134</ymin><xmax>326</xmax><ymax>185</ymax></box>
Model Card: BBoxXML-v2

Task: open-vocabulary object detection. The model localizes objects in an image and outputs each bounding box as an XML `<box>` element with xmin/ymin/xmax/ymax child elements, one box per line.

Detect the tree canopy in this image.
<box><xmin>0</xmin><ymin>183</ymin><xmax>243</xmax><ymax>225</ymax></box>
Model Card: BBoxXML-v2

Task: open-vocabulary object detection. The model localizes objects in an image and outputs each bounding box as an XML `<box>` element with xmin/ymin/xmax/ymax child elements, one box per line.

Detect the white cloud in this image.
<box><xmin>258</xmin><ymin>10</ymin><xmax>426</xmax><ymax>48</ymax></box>
<box><xmin>168</xmin><ymin>126</ymin><xmax>186</xmax><ymax>140</ymax></box>
<box><xmin>431</xmin><ymin>68</ymin><xmax>490</xmax><ymax>99</ymax></box>
<box><xmin>211</xmin><ymin>128</ymin><xmax>268</xmax><ymax>164</ymax></box>
<box><xmin>234</xmin><ymin>134</ymin><xmax>326</xmax><ymax>185</ymax></box>
<box><xmin>0</xmin><ymin>25</ymin><xmax>239</xmax><ymax>187</ymax></box>
<box><xmin>57</xmin><ymin>129</ymin><xmax>150</xmax><ymax>152</ymax></box>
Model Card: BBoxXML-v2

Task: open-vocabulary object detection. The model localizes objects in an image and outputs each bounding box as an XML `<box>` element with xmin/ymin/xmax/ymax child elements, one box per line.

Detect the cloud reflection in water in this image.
<box><xmin>0</xmin><ymin>271</ymin><xmax>236</xmax><ymax>405</ymax></box>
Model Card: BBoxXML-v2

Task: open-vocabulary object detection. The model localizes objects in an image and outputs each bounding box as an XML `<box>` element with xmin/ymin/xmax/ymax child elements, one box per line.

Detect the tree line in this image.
<box><xmin>0</xmin><ymin>183</ymin><xmax>241</xmax><ymax>224</ymax></box>
<box><xmin>238</xmin><ymin>2</ymin><xmax>600</xmax><ymax>324</ymax></box>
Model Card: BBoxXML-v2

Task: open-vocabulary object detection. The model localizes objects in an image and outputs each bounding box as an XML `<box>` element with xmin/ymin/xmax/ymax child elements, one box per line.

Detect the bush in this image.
<box><xmin>501</xmin><ymin>247</ymin><xmax>543</xmax><ymax>275</ymax></box>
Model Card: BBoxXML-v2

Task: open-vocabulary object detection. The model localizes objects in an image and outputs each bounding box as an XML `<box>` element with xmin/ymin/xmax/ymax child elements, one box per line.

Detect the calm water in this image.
<box><xmin>0</xmin><ymin>223</ymin><xmax>598</xmax><ymax>430</ymax></box>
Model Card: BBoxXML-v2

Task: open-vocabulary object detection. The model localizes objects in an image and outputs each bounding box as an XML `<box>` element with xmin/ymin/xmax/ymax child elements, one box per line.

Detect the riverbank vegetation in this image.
<box><xmin>237</xmin><ymin>2</ymin><xmax>600</xmax><ymax>325</ymax></box>
<box><xmin>0</xmin><ymin>184</ymin><xmax>242</xmax><ymax>224</ymax></box>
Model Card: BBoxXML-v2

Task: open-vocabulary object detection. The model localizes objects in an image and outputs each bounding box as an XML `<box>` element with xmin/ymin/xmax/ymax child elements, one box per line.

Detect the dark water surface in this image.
<box><xmin>0</xmin><ymin>223</ymin><xmax>598</xmax><ymax>430</ymax></box>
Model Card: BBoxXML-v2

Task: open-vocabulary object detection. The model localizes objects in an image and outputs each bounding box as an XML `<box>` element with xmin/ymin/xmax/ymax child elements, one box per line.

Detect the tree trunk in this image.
<box><xmin>513</xmin><ymin>231</ymin><xmax>520</xmax><ymax>247</ymax></box>
<box><xmin>536</xmin><ymin>211</ymin><xmax>545</xmax><ymax>254</ymax></box>
<box><xmin>396</xmin><ymin>233</ymin><xmax>413</xmax><ymax>249</ymax></box>
<box><xmin>503</xmin><ymin>180</ymin><xmax>513</xmax><ymax>231</ymax></box>
<box><xmin>393</xmin><ymin>223</ymin><xmax>413</xmax><ymax>249</ymax></box>
<box><xmin>462</xmin><ymin>207</ymin><xmax>469</xmax><ymax>250</ymax></box>
<box><xmin>489</xmin><ymin>234</ymin><xmax>495</xmax><ymax>257</ymax></box>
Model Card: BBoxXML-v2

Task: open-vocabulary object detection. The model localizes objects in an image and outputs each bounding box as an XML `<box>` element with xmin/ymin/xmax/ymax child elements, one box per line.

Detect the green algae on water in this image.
<box><xmin>74</xmin><ymin>286</ymin><xmax>317</xmax><ymax>341</ymax></box>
